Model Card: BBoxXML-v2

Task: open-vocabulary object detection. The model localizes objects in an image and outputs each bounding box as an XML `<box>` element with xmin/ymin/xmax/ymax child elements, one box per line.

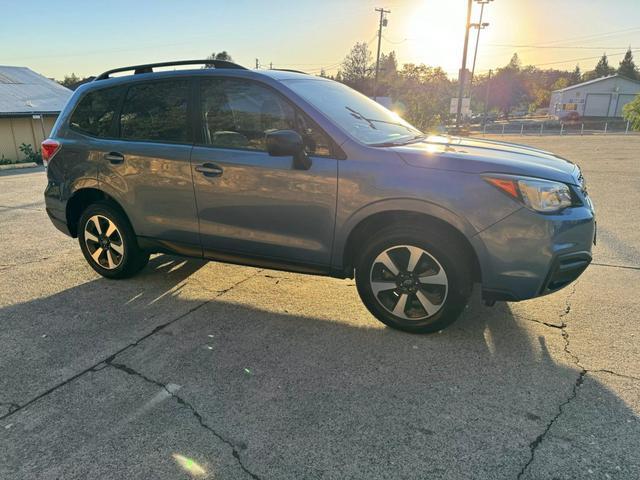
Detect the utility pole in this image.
<box><xmin>483</xmin><ymin>69</ymin><xmax>492</xmax><ymax>126</ymax></box>
<box><xmin>455</xmin><ymin>0</ymin><xmax>473</xmax><ymax>131</ymax></box>
<box><xmin>469</xmin><ymin>0</ymin><xmax>492</xmax><ymax>94</ymax></box>
<box><xmin>373</xmin><ymin>7</ymin><xmax>390</xmax><ymax>101</ymax></box>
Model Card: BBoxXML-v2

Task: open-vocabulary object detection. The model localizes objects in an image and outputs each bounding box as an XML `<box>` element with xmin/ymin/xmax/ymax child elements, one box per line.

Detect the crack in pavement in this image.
<box><xmin>591</xmin><ymin>369</ymin><xmax>640</xmax><ymax>382</ymax></box>
<box><xmin>0</xmin><ymin>252</ymin><xmax>76</xmax><ymax>271</ymax></box>
<box><xmin>0</xmin><ymin>401</ymin><xmax>20</xmax><ymax>414</ymax></box>
<box><xmin>513</xmin><ymin>313</ymin><xmax>563</xmax><ymax>330</ymax></box>
<box><xmin>517</xmin><ymin>282</ymin><xmax>585</xmax><ymax>479</ymax></box>
<box><xmin>591</xmin><ymin>262</ymin><xmax>640</xmax><ymax>271</ymax></box>
<box><xmin>107</xmin><ymin>361</ymin><xmax>261</xmax><ymax>480</ymax></box>
<box><xmin>516</xmin><ymin>281</ymin><xmax>640</xmax><ymax>479</ymax></box>
<box><xmin>0</xmin><ymin>204</ymin><xmax>44</xmax><ymax>212</ymax></box>
<box><xmin>0</xmin><ymin>269</ymin><xmax>262</xmax><ymax>422</ymax></box>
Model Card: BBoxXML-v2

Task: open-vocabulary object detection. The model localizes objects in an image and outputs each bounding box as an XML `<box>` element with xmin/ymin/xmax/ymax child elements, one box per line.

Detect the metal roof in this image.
<box><xmin>0</xmin><ymin>65</ymin><xmax>72</xmax><ymax>115</ymax></box>
<box><xmin>552</xmin><ymin>74</ymin><xmax>640</xmax><ymax>93</ymax></box>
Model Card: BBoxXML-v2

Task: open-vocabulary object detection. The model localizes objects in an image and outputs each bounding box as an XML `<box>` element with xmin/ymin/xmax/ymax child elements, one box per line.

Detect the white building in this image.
<box><xmin>549</xmin><ymin>74</ymin><xmax>640</xmax><ymax>119</ymax></box>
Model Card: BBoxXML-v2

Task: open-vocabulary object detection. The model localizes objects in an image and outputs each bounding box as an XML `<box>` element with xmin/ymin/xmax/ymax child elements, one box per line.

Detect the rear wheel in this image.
<box><xmin>78</xmin><ymin>201</ymin><xmax>148</xmax><ymax>279</ymax></box>
<box><xmin>355</xmin><ymin>226</ymin><xmax>473</xmax><ymax>333</ymax></box>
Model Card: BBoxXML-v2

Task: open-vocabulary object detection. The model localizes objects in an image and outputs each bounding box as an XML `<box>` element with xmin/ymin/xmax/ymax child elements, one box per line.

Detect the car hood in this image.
<box><xmin>394</xmin><ymin>135</ymin><xmax>578</xmax><ymax>184</ymax></box>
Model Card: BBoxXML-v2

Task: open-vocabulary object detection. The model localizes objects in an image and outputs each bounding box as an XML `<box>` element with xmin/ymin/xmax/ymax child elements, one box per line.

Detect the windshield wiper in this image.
<box><xmin>345</xmin><ymin>106</ymin><xmax>378</xmax><ymax>129</ymax></box>
<box><xmin>345</xmin><ymin>106</ymin><xmax>417</xmax><ymax>133</ymax></box>
<box><xmin>370</xmin><ymin>134</ymin><xmax>427</xmax><ymax>147</ymax></box>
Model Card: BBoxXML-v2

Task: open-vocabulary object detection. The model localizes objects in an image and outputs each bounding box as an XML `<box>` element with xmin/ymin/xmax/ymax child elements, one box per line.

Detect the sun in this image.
<box><xmin>402</xmin><ymin>1</ymin><xmax>470</xmax><ymax>72</ymax></box>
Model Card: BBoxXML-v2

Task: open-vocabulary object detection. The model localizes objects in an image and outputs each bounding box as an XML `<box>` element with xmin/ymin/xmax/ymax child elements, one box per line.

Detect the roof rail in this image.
<box><xmin>94</xmin><ymin>59</ymin><xmax>247</xmax><ymax>81</ymax></box>
<box><xmin>271</xmin><ymin>68</ymin><xmax>309</xmax><ymax>75</ymax></box>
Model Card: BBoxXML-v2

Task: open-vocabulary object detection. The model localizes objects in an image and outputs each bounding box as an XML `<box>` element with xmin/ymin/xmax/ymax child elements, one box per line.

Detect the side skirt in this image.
<box><xmin>136</xmin><ymin>236</ymin><xmax>349</xmax><ymax>279</ymax></box>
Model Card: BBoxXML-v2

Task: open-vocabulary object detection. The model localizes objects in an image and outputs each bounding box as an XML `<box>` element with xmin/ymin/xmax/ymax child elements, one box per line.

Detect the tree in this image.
<box><xmin>517</xmin><ymin>66</ymin><xmax>574</xmax><ymax>112</ymax></box>
<box><xmin>569</xmin><ymin>64</ymin><xmax>582</xmax><ymax>85</ymax></box>
<box><xmin>552</xmin><ymin>77</ymin><xmax>569</xmax><ymax>90</ymax></box>
<box><xmin>623</xmin><ymin>94</ymin><xmax>640</xmax><ymax>130</ymax></box>
<box><xmin>205</xmin><ymin>51</ymin><xmax>233</xmax><ymax>68</ymax></box>
<box><xmin>488</xmin><ymin>53</ymin><xmax>527</xmax><ymax>117</ymax></box>
<box><xmin>594</xmin><ymin>54</ymin><xmax>615</xmax><ymax>78</ymax></box>
<box><xmin>375</xmin><ymin>51</ymin><xmax>398</xmax><ymax>97</ymax></box>
<box><xmin>618</xmin><ymin>48</ymin><xmax>638</xmax><ymax>80</ymax></box>
<box><xmin>340</xmin><ymin>42</ymin><xmax>373</xmax><ymax>94</ymax></box>
<box><xmin>389</xmin><ymin>64</ymin><xmax>453</xmax><ymax>130</ymax></box>
<box><xmin>58</xmin><ymin>73</ymin><xmax>92</xmax><ymax>90</ymax></box>
<box><xmin>507</xmin><ymin>53</ymin><xmax>521</xmax><ymax>70</ymax></box>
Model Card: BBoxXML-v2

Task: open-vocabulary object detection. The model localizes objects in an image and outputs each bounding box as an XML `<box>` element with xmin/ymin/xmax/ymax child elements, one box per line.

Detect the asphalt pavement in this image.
<box><xmin>1</xmin><ymin>135</ymin><xmax>639</xmax><ymax>479</ymax></box>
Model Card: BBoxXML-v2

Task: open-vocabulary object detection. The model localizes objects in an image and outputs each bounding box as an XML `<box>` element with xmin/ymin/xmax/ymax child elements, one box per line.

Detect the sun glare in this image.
<box><xmin>172</xmin><ymin>454</ymin><xmax>207</xmax><ymax>477</ymax></box>
<box><xmin>403</xmin><ymin>1</ymin><xmax>473</xmax><ymax>73</ymax></box>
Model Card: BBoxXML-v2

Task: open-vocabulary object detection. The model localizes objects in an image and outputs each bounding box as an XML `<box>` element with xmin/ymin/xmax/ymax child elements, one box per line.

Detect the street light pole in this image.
<box><xmin>455</xmin><ymin>0</ymin><xmax>473</xmax><ymax>131</ymax></box>
<box><xmin>469</xmin><ymin>1</ymin><xmax>492</xmax><ymax>93</ymax></box>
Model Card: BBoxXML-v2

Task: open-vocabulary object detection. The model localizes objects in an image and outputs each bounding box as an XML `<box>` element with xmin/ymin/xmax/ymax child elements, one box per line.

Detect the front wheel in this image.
<box><xmin>78</xmin><ymin>201</ymin><xmax>149</xmax><ymax>279</ymax></box>
<box><xmin>355</xmin><ymin>227</ymin><xmax>473</xmax><ymax>333</ymax></box>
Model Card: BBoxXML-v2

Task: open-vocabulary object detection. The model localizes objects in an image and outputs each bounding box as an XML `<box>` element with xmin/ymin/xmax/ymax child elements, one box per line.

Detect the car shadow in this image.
<box><xmin>0</xmin><ymin>254</ymin><xmax>208</xmax><ymax>407</ymax></box>
<box><xmin>0</xmin><ymin>255</ymin><xmax>638</xmax><ymax>479</ymax></box>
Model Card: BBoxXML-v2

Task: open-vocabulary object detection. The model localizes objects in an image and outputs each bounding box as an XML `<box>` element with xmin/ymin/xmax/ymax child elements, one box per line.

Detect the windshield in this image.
<box><xmin>283</xmin><ymin>79</ymin><xmax>423</xmax><ymax>146</ymax></box>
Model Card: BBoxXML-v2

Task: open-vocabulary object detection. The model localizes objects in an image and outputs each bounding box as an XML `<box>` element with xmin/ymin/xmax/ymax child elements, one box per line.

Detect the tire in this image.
<box><xmin>355</xmin><ymin>225</ymin><xmax>473</xmax><ymax>334</ymax></box>
<box><xmin>78</xmin><ymin>201</ymin><xmax>149</xmax><ymax>279</ymax></box>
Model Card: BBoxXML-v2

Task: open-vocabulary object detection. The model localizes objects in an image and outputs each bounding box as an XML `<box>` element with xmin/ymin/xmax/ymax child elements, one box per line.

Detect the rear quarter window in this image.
<box><xmin>69</xmin><ymin>87</ymin><xmax>123</xmax><ymax>138</ymax></box>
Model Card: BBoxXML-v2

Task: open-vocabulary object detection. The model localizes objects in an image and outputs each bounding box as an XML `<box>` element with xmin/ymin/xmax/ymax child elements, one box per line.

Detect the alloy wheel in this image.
<box><xmin>84</xmin><ymin>215</ymin><xmax>125</xmax><ymax>270</ymax></box>
<box><xmin>369</xmin><ymin>245</ymin><xmax>448</xmax><ymax>320</ymax></box>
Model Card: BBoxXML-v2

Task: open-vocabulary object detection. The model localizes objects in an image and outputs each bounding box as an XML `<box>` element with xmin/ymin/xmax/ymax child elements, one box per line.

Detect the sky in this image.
<box><xmin>2</xmin><ymin>0</ymin><xmax>640</xmax><ymax>80</ymax></box>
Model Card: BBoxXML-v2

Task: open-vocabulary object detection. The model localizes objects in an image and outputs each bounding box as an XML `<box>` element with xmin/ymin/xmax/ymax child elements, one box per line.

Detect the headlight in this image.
<box><xmin>484</xmin><ymin>175</ymin><xmax>576</xmax><ymax>213</ymax></box>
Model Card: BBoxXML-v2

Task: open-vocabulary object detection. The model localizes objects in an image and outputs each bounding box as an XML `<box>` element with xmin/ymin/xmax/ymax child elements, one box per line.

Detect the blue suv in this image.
<box><xmin>43</xmin><ymin>60</ymin><xmax>595</xmax><ymax>333</ymax></box>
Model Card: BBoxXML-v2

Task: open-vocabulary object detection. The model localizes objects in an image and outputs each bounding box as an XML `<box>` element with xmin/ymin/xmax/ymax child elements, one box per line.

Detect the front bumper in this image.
<box><xmin>472</xmin><ymin>204</ymin><xmax>595</xmax><ymax>302</ymax></box>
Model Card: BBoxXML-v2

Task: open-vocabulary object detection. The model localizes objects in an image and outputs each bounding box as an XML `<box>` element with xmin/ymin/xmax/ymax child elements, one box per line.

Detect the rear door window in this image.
<box><xmin>69</xmin><ymin>87</ymin><xmax>123</xmax><ymax>138</ymax></box>
<box><xmin>119</xmin><ymin>80</ymin><xmax>190</xmax><ymax>143</ymax></box>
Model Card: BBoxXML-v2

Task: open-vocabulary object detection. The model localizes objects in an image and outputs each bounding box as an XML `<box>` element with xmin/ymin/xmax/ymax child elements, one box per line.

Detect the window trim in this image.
<box><xmin>193</xmin><ymin>76</ymin><xmax>346</xmax><ymax>159</ymax></box>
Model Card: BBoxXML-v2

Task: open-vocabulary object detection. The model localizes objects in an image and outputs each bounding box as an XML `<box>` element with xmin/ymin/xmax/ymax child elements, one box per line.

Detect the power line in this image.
<box><xmin>486</xmin><ymin>44</ymin><xmax>636</xmax><ymax>50</ymax></box>
<box><xmin>383</xmin><ymin>27</ymin><xmax>640</xmax><ymax>50</ymax></box>
<box><xmin>270</xmin><ymin>61</ymin><xmax>342</xmax><ymax>66</ymax></box>
<box><xmin>528</xmin><ymin>48</ymin><xmax>640</xmax><ymax>67</ymax></box>
<box><xmin>515</xmin><ymin>26</ymin><xmax>640</xmax><ymax>49</ymax></box>
<box><xmin>472</xmin><ymin>47</ymin><xmax>640</xmax><ymax>75</ymax></box>
<box><xmin>381</xmin><ymin>35</ymin><xmax>409</xmax><ymax>45</ymax></box>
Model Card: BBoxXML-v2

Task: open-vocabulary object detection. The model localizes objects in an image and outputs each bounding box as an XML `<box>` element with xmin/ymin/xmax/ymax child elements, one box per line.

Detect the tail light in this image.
<box><xmin>41</xmin><ymin>139</ymin><xmax>61</xmax><ymax>167</ymax></box>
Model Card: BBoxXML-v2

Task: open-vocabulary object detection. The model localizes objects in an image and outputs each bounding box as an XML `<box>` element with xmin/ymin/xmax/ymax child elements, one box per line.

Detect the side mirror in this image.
<box><xmin>265</xmin><ymin>130</ymin><xmax>312</xmax><ymax>170</ymax></box>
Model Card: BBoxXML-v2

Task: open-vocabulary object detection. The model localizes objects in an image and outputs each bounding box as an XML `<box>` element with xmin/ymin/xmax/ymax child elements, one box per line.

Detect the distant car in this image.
<box><xmin>43</xmin><ymin>60</ymin><xmax>596</xmax><ymax>333</ymax></box>
<box><xmin>564</xmin><ymin>111</ymin><xmax>581</xmax><ymax>122</ymax></box>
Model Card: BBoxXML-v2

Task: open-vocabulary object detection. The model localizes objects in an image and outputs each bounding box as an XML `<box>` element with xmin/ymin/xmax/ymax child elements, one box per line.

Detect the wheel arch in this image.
<box><xmin>66</xmin><ymin>188</ymin><xmax>129</xmax><ymax>238</ymax></box>
<box><xmin>336</xmin><ymin>201</ymin><xmax>482</xmax><ymax>282</ymax></box>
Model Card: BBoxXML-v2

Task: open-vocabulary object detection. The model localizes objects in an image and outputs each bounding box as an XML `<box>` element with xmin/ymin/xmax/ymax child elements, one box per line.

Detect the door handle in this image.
<box><xmin>195</xmin><ymin>162</ymin><xmax>224</xmax><ymax>177</ymax></box>
<box><xmin>104</xmin><ymin>152</ymin><xmax>124</xmax><ymax>164</ymax></box>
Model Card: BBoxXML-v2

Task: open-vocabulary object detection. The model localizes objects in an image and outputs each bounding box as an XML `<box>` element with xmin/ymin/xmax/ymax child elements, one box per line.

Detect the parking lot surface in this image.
<box><xmin>1</xmin><ymin>135</ymin><xmax>639</xmax><ymax>479</ymax></box>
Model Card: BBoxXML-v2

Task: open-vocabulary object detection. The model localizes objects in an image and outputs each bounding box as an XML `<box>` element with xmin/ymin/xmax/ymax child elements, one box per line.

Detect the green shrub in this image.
<box><xmin>623</xmin><ymin>94</ymin><xmax>640</xmax><ymax>131</ymax></box>
<box><xmin>0</xmin><ymin>154</ymin><xmax>14</xmax><ymax>165</ymax></box>
<box><xmin>19</xmin><ymin>143</ymin><xmax>43</xmax><ymax>164</ymax></box>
